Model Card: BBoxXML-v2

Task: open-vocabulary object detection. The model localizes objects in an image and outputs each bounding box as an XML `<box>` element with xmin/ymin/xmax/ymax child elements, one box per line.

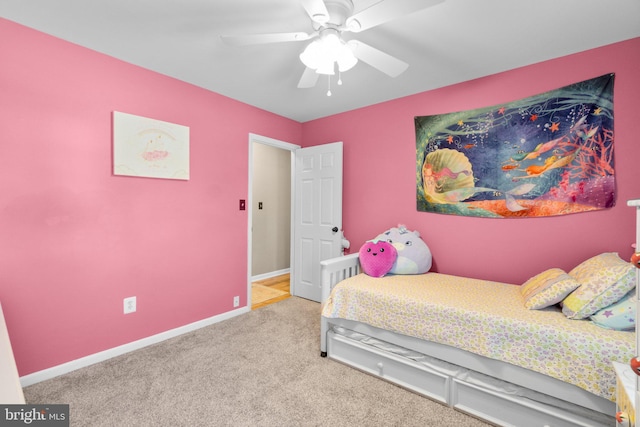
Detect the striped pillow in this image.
<box><xmin>520</xmin><ymin>268</ymin><xmax>581</xmax><ymax>310</ymax></box>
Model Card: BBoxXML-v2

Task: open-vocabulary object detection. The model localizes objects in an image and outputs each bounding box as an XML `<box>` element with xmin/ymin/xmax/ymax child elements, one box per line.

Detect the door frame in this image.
<box><xmin>247</xmin><ymin>133</ymin><xmax>300</xmax><ymax>307</ymax></box>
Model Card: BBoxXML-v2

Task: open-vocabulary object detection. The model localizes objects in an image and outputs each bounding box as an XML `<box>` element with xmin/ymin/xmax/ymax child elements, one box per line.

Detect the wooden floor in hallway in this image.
<box><xmin>251</xmin><ymin>273</ymin><xmax>290</xmax><ymax>310</ymax></box>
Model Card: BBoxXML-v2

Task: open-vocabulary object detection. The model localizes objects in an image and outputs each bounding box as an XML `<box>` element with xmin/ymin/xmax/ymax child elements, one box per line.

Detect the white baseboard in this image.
<box><xmin>20</xmin><ymin>306</ymin><xmax>251</xmax><ymax>387</ymax></box>
<box><xmin>251</xmin><ymin>268</ymin><xmax>290</xmax><ymax>283</ymax></box>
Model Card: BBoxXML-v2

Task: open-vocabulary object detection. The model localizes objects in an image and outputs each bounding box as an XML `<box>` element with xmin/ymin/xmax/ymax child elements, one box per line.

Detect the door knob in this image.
<box><xmin>332</xmin><ymin>227</ymin><xmax>339</xmax><ymax>233</ymax></box>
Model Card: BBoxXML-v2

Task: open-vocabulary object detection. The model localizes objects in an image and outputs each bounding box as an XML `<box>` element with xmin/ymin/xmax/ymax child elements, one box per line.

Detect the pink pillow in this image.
<box><xmin>359</xmin><ymin>241</ymin><xmax>397</xmax><ymax>277</ymax></box>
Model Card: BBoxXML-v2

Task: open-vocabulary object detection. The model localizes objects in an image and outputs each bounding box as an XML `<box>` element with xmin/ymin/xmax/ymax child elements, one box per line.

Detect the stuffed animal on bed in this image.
<box><xmin>374</xmin><ymin>225</ymin><xmax>432</xmax><ymax>274</ymax></box>
<box><xmin>359</xmin><ymin>241</ymin><xmax>397</xmax><ymax>277</ymax></box>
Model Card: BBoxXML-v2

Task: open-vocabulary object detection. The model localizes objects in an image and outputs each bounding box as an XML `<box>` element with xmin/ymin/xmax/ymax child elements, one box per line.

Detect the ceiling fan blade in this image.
<box><xmin>297</xmin><ymin>67</ymin><xmax>320</xmax><ymax>88</ymax></box>
<box><xmin>220</xmin><ymin>32</ymin><xmax>313</xmax><ymax>47</ymax></box>
<box><xmin>300</xmin><ymin>0</ymin><xmax>330</xmax><ymax>24</ymax></box>
<box><xmin>348</xmin><ymin>40</ymin><xmax>408</xmax><ymax>77</ymax></box>
<box><xmin>345</xmin><ymin>0</ymin><xmax>445</xmax><ymax>33</ymax></box>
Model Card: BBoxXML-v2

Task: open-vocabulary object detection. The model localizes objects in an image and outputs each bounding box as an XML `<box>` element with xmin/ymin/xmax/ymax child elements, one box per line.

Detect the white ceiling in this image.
<box><xmin>1</xmin><ymin>0</ymin><xmax>639</xmax><ymax>122</ymax></box>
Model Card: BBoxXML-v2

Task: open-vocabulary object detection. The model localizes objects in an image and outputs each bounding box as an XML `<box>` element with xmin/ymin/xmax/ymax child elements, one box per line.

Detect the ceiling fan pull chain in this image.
<box><xmin>338</xmin><ymin>69</ymin><xmax>343</xmax><ymax>86</ymax></box>
<box><xmin>327</xmin><ymin>75</ymin><xmax>332</xmax><ymax>96</ymax></box>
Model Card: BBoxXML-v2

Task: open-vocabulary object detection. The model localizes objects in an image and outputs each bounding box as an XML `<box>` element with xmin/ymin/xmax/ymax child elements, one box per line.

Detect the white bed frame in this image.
<box><xmin>320</xmin><ymin>253</ymin><xmax>615</xmax><ymax>427</ymax></box>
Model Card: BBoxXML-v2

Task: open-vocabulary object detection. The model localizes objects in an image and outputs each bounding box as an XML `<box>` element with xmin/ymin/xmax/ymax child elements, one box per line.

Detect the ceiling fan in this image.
<box><xmin>220</xmin><ymin>0</ymin><xmax>444</xmax><ymax>93</ymax></box>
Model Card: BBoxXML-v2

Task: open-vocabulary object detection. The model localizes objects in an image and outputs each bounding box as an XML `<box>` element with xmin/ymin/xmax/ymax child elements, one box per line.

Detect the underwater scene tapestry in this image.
<box><xmin>415</xmin><ymin>73</ymin><xmax>615</xmax><ymax>218</ymax></box>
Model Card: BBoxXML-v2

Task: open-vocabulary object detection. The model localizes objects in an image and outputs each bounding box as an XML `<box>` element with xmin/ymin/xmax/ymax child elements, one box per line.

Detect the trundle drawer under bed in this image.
<box><xmin>327</xmin><ymin>330</ymin><xmax>612</xmax><ymax>427</ymax></box>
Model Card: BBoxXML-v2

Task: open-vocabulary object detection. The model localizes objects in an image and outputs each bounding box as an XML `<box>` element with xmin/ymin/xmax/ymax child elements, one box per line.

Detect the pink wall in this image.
<box><xmin>0</xmin><ymin>19</ymin><xmax>302</xmax><ymax>376</ymax></box>
<box><xmin>302</xmin><ymin>38</ymin><xmax>640</xmax><ymax>284</ymax></box>
<box><xmin>2</xmin><ymin>16</ymin><xmax>639</xmax><ymax>378</ymax></box>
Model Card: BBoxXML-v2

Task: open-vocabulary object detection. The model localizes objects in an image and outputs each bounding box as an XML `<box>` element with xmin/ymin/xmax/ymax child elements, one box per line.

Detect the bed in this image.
<box><xmin>319</xmin><ymin>253</ymin><xmax>634</xmax><ymax>427</ymax></box>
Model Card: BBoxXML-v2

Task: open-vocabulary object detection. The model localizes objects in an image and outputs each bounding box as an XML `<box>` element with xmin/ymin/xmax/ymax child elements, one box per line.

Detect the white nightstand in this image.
<box><xmin>614</xmin><ymin>361</ymin><xmax>636</xmax><ymax>426</ymax></box>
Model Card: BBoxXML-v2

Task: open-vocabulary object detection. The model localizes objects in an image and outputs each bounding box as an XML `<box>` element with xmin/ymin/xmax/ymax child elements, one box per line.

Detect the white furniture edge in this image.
<box><xmin>627</xmin><ymin>198</ymin><xmax>640</xmax><ymax>426</ymax></box>
<box><xmin>0</xmin><ymin>302</ymin><xmax>25</xmax><ymax>403</ymax></box>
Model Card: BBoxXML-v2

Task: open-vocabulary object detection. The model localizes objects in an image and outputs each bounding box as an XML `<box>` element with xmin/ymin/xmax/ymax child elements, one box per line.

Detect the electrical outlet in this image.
<box><xmin>233</xmin><ymin>296</ymin><xmax>240</xmax><ymax>307</ymax></box>
<box><xmin>124</xmin><ymin>296</ymin><xmax>136</xmax><ymax>314</ymax></box>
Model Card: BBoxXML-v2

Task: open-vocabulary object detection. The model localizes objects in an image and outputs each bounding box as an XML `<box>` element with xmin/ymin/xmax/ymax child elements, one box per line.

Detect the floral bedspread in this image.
<box><xmin>321</xmin><ymin>272</ymin><xmax>634</xmax><ymax>401</ymax></box>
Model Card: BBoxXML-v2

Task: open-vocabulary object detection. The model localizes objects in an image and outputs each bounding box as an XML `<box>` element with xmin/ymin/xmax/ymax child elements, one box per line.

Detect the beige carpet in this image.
<box><xmin>23</xmin><ymin>297</ymin><xmax>491</xmax><ymax>427</ymax></box>
<box><xmin>252</xmin><ymin>284</ymin><xmax>288</xmax><ymax>305</ymax></box>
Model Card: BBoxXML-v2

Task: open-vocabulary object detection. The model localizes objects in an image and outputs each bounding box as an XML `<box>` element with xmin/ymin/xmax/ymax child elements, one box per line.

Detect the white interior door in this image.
<box><xmin>292</xmin><ymin>142</ymin><xmax>343</xmax><ymax>302</ymax></box>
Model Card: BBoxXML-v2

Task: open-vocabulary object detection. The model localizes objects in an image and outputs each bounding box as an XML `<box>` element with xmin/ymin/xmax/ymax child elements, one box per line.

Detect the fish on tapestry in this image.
<box><xmin>415</xmin><ymin>74</ymin><xmax>615</xmax><ymax>218</ymax></box>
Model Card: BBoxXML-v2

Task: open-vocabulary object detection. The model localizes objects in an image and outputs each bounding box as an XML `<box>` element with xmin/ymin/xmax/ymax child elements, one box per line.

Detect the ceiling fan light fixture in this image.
<box><xmin>316</xmin><ymin>62</ymin><xmax>336</xmax><ymax>75</ymax></box>
<box><xmin>299</xmin><ymin>30</ymin><xmax>358</xmax><ymax>76</ymax></box>
<box><xmin>336</xmin><ymin>44</ymin><xmax>357</xmax><ymax>72</ymax></box>
<box><xmin>299</xmin><ymin>40</ymin><xmax>322</xmax><ymax>69</ymax></box>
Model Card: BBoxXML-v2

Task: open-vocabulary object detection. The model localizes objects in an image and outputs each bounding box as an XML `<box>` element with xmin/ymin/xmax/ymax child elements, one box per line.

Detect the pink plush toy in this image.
<box><xmin>374</xmin><ymin>225</ymin><xmax>432</xmax><ymax>274</ymax></box>
<box><xmin>359</xmin><ymin>241</ymin><xmax>397</xmax><ymax>277</ymax></box>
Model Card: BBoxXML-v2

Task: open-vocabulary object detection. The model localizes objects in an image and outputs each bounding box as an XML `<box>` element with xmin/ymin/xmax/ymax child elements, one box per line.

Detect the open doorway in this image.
<box><xmin>247</xmin><ymin>134</ymin><xmax>300</xmax><ymax>309</ymax></box>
